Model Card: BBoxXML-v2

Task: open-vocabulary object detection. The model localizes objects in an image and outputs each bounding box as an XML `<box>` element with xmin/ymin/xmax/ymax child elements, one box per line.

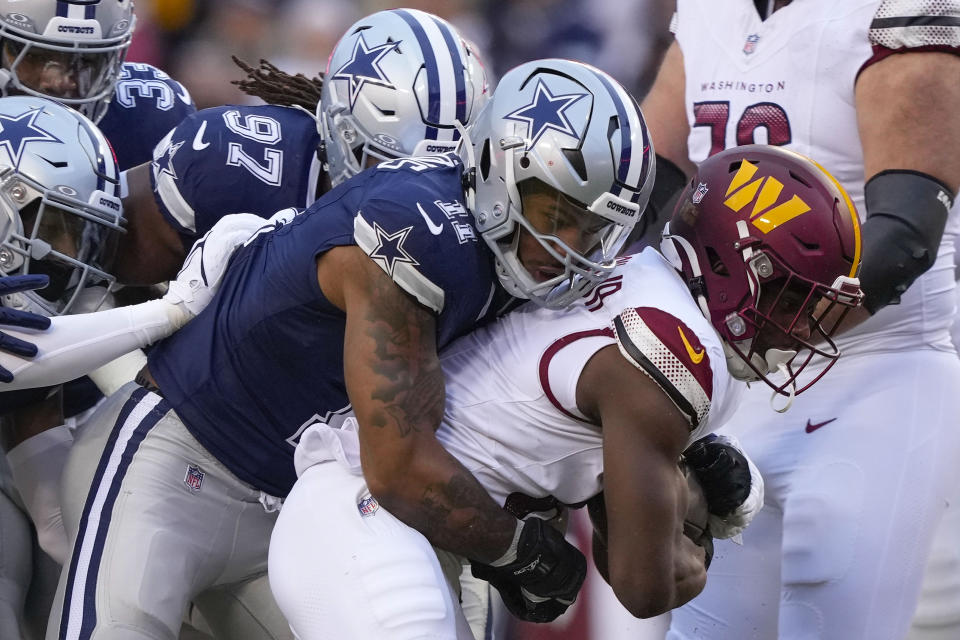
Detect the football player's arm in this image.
<box><xmin>641</xmin><ymin>41</ymin><xmax>695</xmax><ymax>177</ymax></box>
<box><xmin>629</xmin><ymin>40</ymin><xmax>695</xmax><ymax>248</ymax></box>
<box><xmin>851</xmin><ymin>50</ymin><xmax>960</xmax><ymax>318</ymax></box>
<box><xmin>0</xmin><ymin>212</ymin><xmax>263</xmax><ymax>389</ymax></box>
<box><xmin>322</xmin><ymin>245</ymin><xmax>518</xmax><ymax>562</ymax></box>
<box><xmin>575</xmin><ymin>344</ymin><xmax>707</xmax><ymax>617</ymax></box>
<box><xmin>113</xmin><ymin>162</ymin><xmax>188</xmax><ymax>286</ymax></box>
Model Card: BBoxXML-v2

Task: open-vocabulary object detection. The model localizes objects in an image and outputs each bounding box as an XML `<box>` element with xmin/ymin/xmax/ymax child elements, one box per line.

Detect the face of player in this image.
<box><xmin>19</xmin><ymin>203</ymin><xmax>85</xmax><ymax>302</ymax></box>
<box><xmin>750</xmin><ymin>278</ymin><xmax>817</xmax><ymax>355</ymax></box>
<box><xmin>2</xmin><ymin>41</ymin><xmax>112</xmax><ymax>101</ymax></box>
<box><xmin>516</xmin><ymin>186</ymin><xmax>609</xmax><ymax>283</ymax></box>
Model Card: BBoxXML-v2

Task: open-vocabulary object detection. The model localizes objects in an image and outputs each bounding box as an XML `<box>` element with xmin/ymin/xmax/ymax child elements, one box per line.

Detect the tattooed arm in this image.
<box><xmin>316</xmin><ymin>245</ymin><xmax>517</xmax><ymax>562</ymax></box>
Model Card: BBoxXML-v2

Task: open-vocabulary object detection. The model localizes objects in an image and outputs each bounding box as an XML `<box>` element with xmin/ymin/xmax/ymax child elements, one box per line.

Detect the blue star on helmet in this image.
<box><xmin>152</xmin><ymin>140</ymin><xmax>184</xmax><ymax>181</ymax></box>
<box><xmin>331</xmin><ymin>34</ymin><xmax>401</xmax><ymax>111</ymax></box>
<box><xmin>0</xmin><ymin>108</ymin><xmax>63</xmax><ymax>169</ymax></box>
<box><xmin>369</xmin><ymin>221</ymin><xmax>418</xmax><ymax>276</ymax></box>
<box><xmin>504</xmin><ymin>79</ymin><xmax>588</xmax><ymax>150</ymax></box>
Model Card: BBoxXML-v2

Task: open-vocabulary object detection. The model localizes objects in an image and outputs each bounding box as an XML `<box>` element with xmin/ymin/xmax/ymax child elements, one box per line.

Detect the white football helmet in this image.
<box><xmin>0</xmin><ymin>96</ymin><xmax>123</xmax><ymax>316</ymax></box>
<box><xmin>464</xmin><ymin>58</ymin><xmax>655</xmax><ymax>308</ymax></box>
<box><xmin>0</xmin><ymin>1</ymin><xmax>134</xmax><ymax>122</ymax></box>
<box><xmin>319</xmin><ymin>8</ymin><xmax>490</xmax><ymax>186</ymax></box>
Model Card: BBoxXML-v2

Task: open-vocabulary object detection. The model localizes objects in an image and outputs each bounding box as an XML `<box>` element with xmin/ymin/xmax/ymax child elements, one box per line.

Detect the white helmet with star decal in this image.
<box><xmin>0</xmin><ymin>0</ymin><xmax>134</xmax><ymax>123</ymax></box>
<box><xmin>463</xmin><ymin>58</ymin><xmax>655</xmax><ymax>309</ymax></box>
<box><xmin>0</xmin><ymin>95</ymin><xmax>122</xmax><ymax>316</ymax></box>
<box><xmin>319</xmin><ymin>8</ymin><xmax>491</xmax><ymax>186</ymax></box>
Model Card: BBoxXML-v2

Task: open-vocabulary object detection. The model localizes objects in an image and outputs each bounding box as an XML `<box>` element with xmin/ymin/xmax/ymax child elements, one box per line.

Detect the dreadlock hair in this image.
<box><xmin>231</xmin><ymin>56</ymin><xmax>324</xmax><ymax>111</ymax></box>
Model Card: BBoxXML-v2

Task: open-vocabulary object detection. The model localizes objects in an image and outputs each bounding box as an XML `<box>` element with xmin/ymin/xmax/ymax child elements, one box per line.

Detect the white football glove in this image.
<box><xmin>162</xmin><ymin>213</ymin><xmax>268</xmax><ymax>325</ymax></box>
<box><xmin>682</xmin><ymin>433</ymin><xmax>764</xmax><ymax>539</ymax></box>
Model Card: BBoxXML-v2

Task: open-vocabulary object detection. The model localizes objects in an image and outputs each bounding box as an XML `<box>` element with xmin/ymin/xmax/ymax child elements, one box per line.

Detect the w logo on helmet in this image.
<box><xmin>722</xmin><ymin>160</ymin><xmax>811</xmax><ymax>233</ymax></box>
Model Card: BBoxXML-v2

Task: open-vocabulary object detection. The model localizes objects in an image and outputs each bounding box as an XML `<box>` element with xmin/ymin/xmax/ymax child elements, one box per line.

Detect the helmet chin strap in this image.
<box><xmin>0</xmin><ymin>69</ymin><xmax>11</xmax><ymax>95</ymax></box>
<box><xmin>764</xmin><ymin>348</ymin><xmax>797</xmax><ymax>413</ymax></box>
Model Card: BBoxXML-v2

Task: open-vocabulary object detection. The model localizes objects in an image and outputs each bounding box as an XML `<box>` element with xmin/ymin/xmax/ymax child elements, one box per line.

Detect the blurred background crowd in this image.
<box><xmin>128</xmin><ymin>0</ymin><xmax>673</xmax><ymax>111</ymax></box>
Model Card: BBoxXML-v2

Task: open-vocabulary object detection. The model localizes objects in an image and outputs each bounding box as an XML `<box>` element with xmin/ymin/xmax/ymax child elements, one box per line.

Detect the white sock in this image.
<box><xmin>6</xmin><ymin>425</ymin><xmax>73</xmax><ymax>565</ymax></box>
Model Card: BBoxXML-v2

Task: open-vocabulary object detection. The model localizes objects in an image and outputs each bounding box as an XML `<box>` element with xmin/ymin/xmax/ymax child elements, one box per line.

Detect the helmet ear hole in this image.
<box><xmin>705</xmin><ymin>246</ymin><xmax>729</xmax><ymax>276</ymax></box>
<box><xmin>562</xmin><ymin>148</ymin><xmax>587</xmax><ymax>181</ymax></box>
<box><xmin>479</xmin><ymin>138</ymin><xmax>491</xmax><ymax>181</ymax></box>
<box><xmin>789</xmin><ymin>170</ymin><xmax>811</xmax><ymax>188</ymax></box>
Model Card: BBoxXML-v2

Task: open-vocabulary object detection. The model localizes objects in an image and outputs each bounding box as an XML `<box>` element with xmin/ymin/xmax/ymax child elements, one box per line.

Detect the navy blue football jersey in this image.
<box><xmin>98</xmin><ymin>62</ymin><xmax>197</xmax><ymax>171</ymax></box>
<box><xmin>148</xmin><ymin>155</ymin><xmax>512</xmax><ymax>497</ymax></box>
<box><xmin>150</xmin><ymin>104</ymin><xmax>325</xmax><ymax>245</ymax></box>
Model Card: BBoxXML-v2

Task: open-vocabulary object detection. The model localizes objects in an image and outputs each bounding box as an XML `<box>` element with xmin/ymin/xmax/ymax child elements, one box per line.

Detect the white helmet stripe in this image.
<box><xmin>589</xmin><ymin>67</ymin><xmax>651</xmax><ymax>204</ymax></box>
<box><xmin>392</xmin><ymin>9</ymin><xmax>464</xmax><ymax>143</ymax></box>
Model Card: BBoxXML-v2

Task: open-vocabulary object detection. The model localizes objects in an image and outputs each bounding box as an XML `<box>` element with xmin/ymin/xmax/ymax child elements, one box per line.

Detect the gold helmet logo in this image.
<box><xmin>723</xmin><ymin>160</ymin><xmax>810</xmax><ymax>233</ymax></box>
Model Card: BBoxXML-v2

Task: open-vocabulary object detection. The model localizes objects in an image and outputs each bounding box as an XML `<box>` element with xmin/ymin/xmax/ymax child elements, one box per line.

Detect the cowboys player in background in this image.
<box><xmin>0</xmin><ymin>94</ymin><xmax>124</xmax><ymax>640</ymax></box>
<box><xmin>636</xmin><ymin>1</ymin><xmax>960</xmax><ymax>638</ymax></box>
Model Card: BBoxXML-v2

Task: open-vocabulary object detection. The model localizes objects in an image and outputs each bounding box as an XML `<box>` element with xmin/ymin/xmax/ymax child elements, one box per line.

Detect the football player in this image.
<box><xmin>267</xmin><ymin>144</ymin><xmax>863</xmax><ymax>639</ymax></box>
<box><xmin>637</xmin><ymin>1</ymin><xmax>960</xmax><ymax>639</ymax></box>
<box><xmin>0</xmin><ymin>94</ymin><xmax>124</xmax><ymax>640</ymax></box>
<box><xmin>0</xmin><ymin>58</ymin><xmax>653</xmax><ymax>640</ymax></box>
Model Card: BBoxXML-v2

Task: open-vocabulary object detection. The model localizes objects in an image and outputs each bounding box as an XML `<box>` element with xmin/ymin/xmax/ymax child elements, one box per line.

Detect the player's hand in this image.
<box><xmin>0</xmin><ymin>274</ymin><xmax>51</xmax><ymax>383</ymax></box>
<box><xmin>163</xmin><ymin>213</ymin><xmax>266</xmax><ymax>320</ymax></box>
<box><xmin>471</xmin><ymin>517</ymin><xmax>586</xmax><ymax>623</ymax></box>
<box><xmin>683</xmin><ymin>433</ymin><xmax>764</xmax><ymax>539</ymax></box>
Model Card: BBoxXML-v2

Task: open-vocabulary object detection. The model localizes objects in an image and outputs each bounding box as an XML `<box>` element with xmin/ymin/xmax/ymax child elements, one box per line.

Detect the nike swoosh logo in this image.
<box><xmin>678</xmin><ymin>327</ymin><xmax>704</xmax><ymax>364</ymax></box>
<box><xmin>805</xmin><ymin>418</ymin><xmax>836</xmax><ymax>433</ymax></box>
<box><xmin>417</xmin><ymin>202</ymin><xmax>444</xmax><ymax>235</ymax></box>
<box><xmin>192</xmin><ymin>120</ymin><xmax>210</xmax><ymax>151</ymax></box>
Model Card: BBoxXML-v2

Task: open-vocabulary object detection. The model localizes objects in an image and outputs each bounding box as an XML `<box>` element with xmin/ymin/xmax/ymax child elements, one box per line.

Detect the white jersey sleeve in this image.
<box><xmin>0</xmin><ymin>300</ymin><xmax>181</xmax><ymax>391</ymax></box>
<box><xmin>612</xmin><ymin>305</ymin><xmax>714</xmax><ymax>429</ymax></box>
<box><xmin>868</xmin><ymin>1</ymin><xmax>960</xmax><ymax>50</ymax></box>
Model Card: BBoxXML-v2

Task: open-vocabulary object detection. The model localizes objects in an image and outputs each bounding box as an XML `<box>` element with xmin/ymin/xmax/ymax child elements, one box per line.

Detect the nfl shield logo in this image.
<box><xmin>358</xmin><ymin>494</ymin><xmax>379</xmax><ymax>517</ymax></box>
<box><xmin>692</xmin><ymin>182</ymin><xmax>709</xmax><ymax>204</ymax></box>
<box><xmin>184</xmin><ymin>464</ymin><xmax>204</xmax><ymax>493</ymax></box>
<box><xmin>743</xmin><ymin>34</ymin><xmax>760</xmax><ymax>55</ymax></box>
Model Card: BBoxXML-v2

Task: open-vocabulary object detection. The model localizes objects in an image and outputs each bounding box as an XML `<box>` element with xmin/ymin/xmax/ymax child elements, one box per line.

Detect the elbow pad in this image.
<box><xmin>624</xmin><ymin>154</ymin><xmax>688</xmax><ymax>250</ymax></box>
<box><xmin>859</xmin><ymin>170</ymin><xmax>954</xmax><ymax>314</ymax></box>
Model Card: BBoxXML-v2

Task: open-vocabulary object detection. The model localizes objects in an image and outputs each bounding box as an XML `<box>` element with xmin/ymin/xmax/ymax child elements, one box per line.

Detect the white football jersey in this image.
<box><xmin>435</xmin><ymin>248</ymin><xmax>741</xmax><ymax>509</ymax></box>
<box><xmin>675</xmin><ymin>0</ymin><xmax>960</xmax><ymax>356</ymax></box>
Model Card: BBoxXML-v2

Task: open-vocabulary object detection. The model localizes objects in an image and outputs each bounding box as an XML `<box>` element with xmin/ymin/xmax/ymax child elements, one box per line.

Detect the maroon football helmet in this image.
<box><xmin>660</xmin><ymin>145</ymin><xmax>863</xmax><ymax>401</ymax></box>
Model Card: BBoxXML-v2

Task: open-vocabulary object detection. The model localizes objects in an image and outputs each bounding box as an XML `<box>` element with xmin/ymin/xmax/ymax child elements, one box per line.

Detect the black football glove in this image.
<box><xmin>683</xmin><ymin>433</ymin><xmax>752</xmax><ymax>516</ymax></box>
<box><xmin>471</xmin><ymin>517</ymin><xmax>586</xmax><ymax>623</ymax></box>
<box><xmin>683</xmin><ymin>433</ymin><xmax>764</xmax><ymax>539</ymax></box>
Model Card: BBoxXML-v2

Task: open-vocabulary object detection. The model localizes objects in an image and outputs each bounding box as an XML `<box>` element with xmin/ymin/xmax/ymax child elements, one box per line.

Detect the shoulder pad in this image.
<box><xmin>612</xmin><ymin>306</ymin><xmax>712</xmax><ymax>427</ymax></box>
<box><xmin>354</xmin><ymin>212</ymin><xmax>446</xmax><ymax>314</ymax></box>
<box><xmin>151</xmin><ymin>105</ymin><xmax>322</xmax><ymax>238</ymax></box>
<box><xmin>870</xmin><ymin>1</ymin><xmax>960</xmax><ymax>49</ymax></box>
